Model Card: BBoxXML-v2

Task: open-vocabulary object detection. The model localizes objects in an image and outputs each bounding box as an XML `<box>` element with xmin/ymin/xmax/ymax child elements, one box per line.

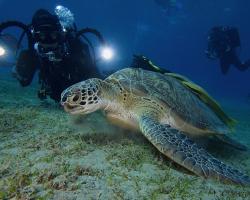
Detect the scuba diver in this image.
<box><xmin>0</xmin><ymin>6</ymin><xmax>107</xmax><ymax>102</ymax></box>
<box><xmin>206</xmin><ymin>26</ymin><xmax>250</xmax><ymax>74</ymax></box>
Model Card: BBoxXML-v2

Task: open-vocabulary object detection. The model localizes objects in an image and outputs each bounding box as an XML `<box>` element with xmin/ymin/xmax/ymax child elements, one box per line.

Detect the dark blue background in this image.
<box><xmin>0</xmin><ymin>0</ymin><xmax>249</xmax><ymax>103</ymax></box>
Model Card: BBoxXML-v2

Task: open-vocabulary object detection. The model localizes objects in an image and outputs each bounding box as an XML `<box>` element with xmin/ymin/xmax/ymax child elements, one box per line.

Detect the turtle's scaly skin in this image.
<box><xmin>61</xmin><ymin>68</ymin><xmax>250</xmax><ymax>185</ymax></box>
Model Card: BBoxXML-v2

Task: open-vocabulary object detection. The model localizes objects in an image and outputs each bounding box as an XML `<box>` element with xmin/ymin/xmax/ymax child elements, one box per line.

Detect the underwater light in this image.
<box><xmin>0</xmin><ymin>46</ymin><xmax>6</xmax><ymax>56</ymax></box>
<box><xmin>101</xmin><ymin>46</ymin><xmax>114</xmax><ymax>61</ymax></box>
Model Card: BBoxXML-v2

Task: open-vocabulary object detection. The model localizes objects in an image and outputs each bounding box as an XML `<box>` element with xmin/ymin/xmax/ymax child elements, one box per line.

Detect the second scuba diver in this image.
<box><xmin>206</xmin><ymin>26</ymin><xmax>250</xmax><ymax>74</ymax></box>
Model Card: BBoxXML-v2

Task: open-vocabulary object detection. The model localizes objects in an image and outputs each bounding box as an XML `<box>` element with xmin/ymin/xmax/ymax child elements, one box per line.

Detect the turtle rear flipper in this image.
<box><xmin>139</xmin><ymin>115</ymin><xmax>250</xmax><ymax>185</ymax></box>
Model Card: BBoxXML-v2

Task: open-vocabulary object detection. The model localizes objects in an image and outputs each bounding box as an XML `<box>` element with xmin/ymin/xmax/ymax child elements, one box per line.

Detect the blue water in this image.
<box><xmin>0</xmin><ymin>1</ymin><xmax>250</xmax><ymax>199</ymax></box>
<box><xmin>0</xmin><ymin>0</ymin><xmax>249</xmax><ymax>103</ymax></box>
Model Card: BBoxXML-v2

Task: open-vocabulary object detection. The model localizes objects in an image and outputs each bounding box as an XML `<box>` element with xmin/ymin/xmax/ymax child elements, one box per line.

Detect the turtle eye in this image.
<box><xmin>62</xmin><ymin>95</ymin><xmax>67</xmax><ymax>103</ymax></box>
<box><xmin>61</xmin><ymin>91</ymin><xmax>71</xmax><ymax>104</ymax></box>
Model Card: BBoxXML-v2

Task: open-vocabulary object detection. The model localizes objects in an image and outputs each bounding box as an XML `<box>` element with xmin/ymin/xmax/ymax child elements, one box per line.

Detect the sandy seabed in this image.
<box><xmin>0</xmin><ymin>73</ymin><xmax>250</xmax><ymax>200</ymax></box>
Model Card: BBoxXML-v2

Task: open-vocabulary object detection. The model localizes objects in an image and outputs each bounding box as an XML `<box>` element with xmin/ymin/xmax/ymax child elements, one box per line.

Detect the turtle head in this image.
<box><xmin>61</xmin><ymin>78</ymin><xmax>107</xmax><ymax>115</ymax></box>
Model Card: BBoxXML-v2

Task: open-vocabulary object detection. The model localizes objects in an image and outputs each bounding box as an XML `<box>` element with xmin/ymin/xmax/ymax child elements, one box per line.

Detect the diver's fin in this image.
<box><xmin>139</xmin><ymin>115</ymin><xmax>250</xmax><ymax>185</ymax></box>
<box><xmin>215</xmin><ymin>134</ymin><xmax>248</xmax><ymax>151</ymax></box>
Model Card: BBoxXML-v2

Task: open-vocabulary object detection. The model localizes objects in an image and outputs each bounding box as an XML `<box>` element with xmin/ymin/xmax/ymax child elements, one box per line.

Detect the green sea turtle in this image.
<box><xmin>61</xmin><ymin>68</ymin><xmax>250</xmax><ymax>185</ymax></box>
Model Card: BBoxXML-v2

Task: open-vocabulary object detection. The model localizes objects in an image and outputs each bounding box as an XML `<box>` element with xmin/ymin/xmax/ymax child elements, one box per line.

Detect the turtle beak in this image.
<box><xmin>62</xmin><ymin>102</ymin><xmax>82</xmax><ymax>114</ymax></box>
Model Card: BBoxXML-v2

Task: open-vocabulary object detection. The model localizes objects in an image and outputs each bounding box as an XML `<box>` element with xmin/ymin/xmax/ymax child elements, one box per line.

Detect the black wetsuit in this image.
<box><xmin>16</xmin><ymin>35</ymin><xmax>101</xmax><ymax>101</ymax></box>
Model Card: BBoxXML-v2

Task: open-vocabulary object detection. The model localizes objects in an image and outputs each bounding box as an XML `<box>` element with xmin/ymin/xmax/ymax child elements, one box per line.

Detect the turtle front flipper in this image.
<box><xmin>139</xmin><ymin>115</ymin><xmax>250</xmax><ymax>185</ymax></box>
